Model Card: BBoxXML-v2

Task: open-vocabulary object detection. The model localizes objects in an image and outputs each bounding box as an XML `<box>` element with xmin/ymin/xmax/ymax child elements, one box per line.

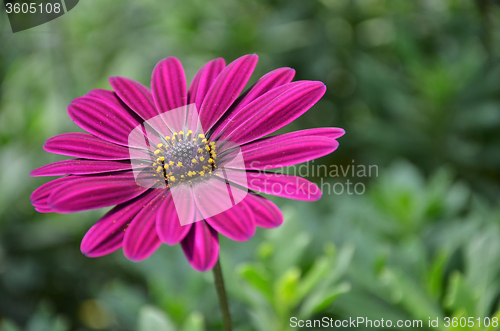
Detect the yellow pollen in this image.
<box><xmin>199</xmin><ymin>156</ymin><xmax>205</xmax><ymax>161</ymax></box>
<box><xmin>198</xmin><ymin>134</ymin><xmax>205</xmax><ymax>139</ymax></box>
<box><xmin>202</xmin><ymin>139</ymin><xmax>208</xmax><ymax>143</ymax></box>
<box><xmin>179</xmin><ymin>131</ymin><xmax>184</xmax><ymax>135</ymax></box>
<box><xmin>169</xmin><ymin>176</ymin><xmax>176</xmax><ymax>182</ymax></box>
<box><xmin>164</xmin><ymin>164</ymin><xmax>169</xmax><ymax>169</ymax></box>
<box><xmin>192</xmin><ymin>159</ymin><xmax>197</xmax><ymax>163</ymax></box>
<box><xmin>154</xmin><ymin>149</ymin><xmax>160</xmax><ymax>155</ymax></box>
<box><xmin>169</xmin><ymin>161</ymin><xmax>174</xmax><ymax>166</ymax></box>
<box><xmin>165</xmin><ymin>136</ymin><xmax>171</xmax><ymax>140</ymax></box>
<box><xmin>212</xmin><ymin>154</ymin><xmax>217</xmax><ymax>159</ymax></box>
<box><xmin>157</xmin><ymin>143</ymin><xmax>163</xmax><ymax>148</ymax></box>
<box><xmin>156</xmin><ymin>166</ymin><xmax>162</xmax><ymax>172</ymax></box>
<box><xmin>181</xmin><ymin>175</ymin><xmax>185</xmax><ymax>178</ymax></box>
<box><xmin>210</xmin><ymin>142</ymin><xmax>216</xmax><ymax>146</ymax></box>
<box><xmin>199</xmin><ymin>171</ymin><xmax>205</xmax><ymax>176</ymax></box>
<box><xmin>160</xmin><ymin>156</ymin><xmax>165</xmax><ymax>162</ymax></box>
<box><xmin>205</xmin><ymin>145</ymin><xmax>210</xmax><ymax>151</ymax></box>
<box><xmin>177</xmin><ymin>162</ymin><xmax>183</xmax><ymax>167</ymax></box>
<box><xmin>152</xmin><ymin>163</ymin><xmax>157</xmax><ymax>167</ymax></box>
<box><xmin>198</xmin><ymin>148</ymin><xmax>203</xmax><ymax>153</ymax></box>
<box><xmin>209</xmin><ymin>158</ymin><xmax>214</xmax><ymax>164</ymax></box>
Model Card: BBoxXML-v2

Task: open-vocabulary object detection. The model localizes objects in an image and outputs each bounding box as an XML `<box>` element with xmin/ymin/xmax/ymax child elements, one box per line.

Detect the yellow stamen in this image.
<box><xmin>157</xmin><ymin>143</ymin><xmax>163</xmax><ymax>148</ymax></box>
<box><xmin>199</xmin><ymin>156</ymin><xmax>205</xmax><ymax>161</ymax></box>
<box><xmin>192</xmin><ymin>159</ymin><xmax>197</xmax><ymax>163</ymax></box>
<box><xmin>154</xmin><ymin>149</ymin><xmax>160</xmax><ymax>155</ymax></box>
<box><xmin>177</xmin><ymin>162</ymin><xmax>183</xmax><ymax>167</ymax></box>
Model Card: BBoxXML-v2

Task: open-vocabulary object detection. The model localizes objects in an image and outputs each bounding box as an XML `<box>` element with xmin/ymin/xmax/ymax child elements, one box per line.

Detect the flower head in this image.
<box><xmin>30</xmin><ymin>55</ymin><xmax>344</xmax><ymax>271</ymax></box>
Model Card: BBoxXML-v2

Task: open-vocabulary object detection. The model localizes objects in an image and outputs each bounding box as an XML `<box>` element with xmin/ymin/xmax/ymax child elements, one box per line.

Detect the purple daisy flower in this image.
<box><xmin>30</xmin><ymin>54</ymin><xmax>344</xmax><ymax>272</ymax></box>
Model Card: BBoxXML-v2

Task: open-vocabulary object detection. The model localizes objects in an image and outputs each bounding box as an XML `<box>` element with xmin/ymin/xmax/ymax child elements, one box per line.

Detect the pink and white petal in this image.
<box><xmin>44</xmin><ymin>133</ymin><xmax>133</xmax><ymax>160</ymax></box>
<box><xmin>48</xmin><ymin>172</ymin><xmax>149</xmax><ymax>213</ymax></box>
<box><xmin>81</xmin><ymin>189</ymin><xmax>158</xmax><ymax>257</ymax></box>
<box><xmin>156</xmin><ymin>192</ymin><xmax>192</xmax><ymax>245</ymax></box>
<box><xmin>181</xmin><ymin>221</ymin><xmax>219</xmax><ymax>272</ymax></box>
<box><xmin>205</xmin><ymin>200</ymin><xmax>256</xmax><ymax>241</ymax></box>
<box><xmin>211</xmin><ymin>67</ymin><xmax>295</xmax><ymax>138</ymax></box>
<box><xmin>243</xmin><ymin>193</ymin><xmax>283</xmax><ymax>228</ymax></box>
<box><xmin>31</xmin><ymin>159</ymin><xmax>132</xmax><ymax>177</ymax></box>
<box><xmin>30</xmin><ymin>176</ymin><xmax>79</xmax><ymax>210</ymax></box>
<box><xmin>67</xmin><ymin>95</ymin><xmax>145</xmax><ymax>147</ymax></box>
<box><xmin>236</xmin><ymin>136</ymin><xmax>338</xmax><ymax>169</ymax></box>
<box><xmin>199</xmin><ymin>54</ymin><xmax>258</xmax><ymax>132</ymax></box>
<box><xmin>188</xmin><ymin>58</ymin><xmax>226</xmax><ymax>110</ymax></box>
<box><xmin>123</xmin><ymin>190</ymin><xmax>165</xmax><ymax>261</ymax></box>
<box><xmin>152</xmin><ymin>57</ymin><xmax>187</xmax><ymax>115</ymax></box>
<box><xmin>219</xmin><ymin>81</ymin><xmax>326</xmax><ymax>145</ymax></box>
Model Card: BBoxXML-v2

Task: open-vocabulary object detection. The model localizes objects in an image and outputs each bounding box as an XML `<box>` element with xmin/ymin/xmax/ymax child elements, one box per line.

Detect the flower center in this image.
<box><xmin>151</xmin><ymin>130</ymin><xmax>217</xmax><ymax>185</ymax></box>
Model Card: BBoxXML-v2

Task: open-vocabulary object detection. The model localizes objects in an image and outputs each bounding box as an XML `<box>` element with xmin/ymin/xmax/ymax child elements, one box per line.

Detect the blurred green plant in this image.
<box><xmin>235</xmin><ymin>212</ymin><xmax>353</xmax><ymax>331</ymax></box>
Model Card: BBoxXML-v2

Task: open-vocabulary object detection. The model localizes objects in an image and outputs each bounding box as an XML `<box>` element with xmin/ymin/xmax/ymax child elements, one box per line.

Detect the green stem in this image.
<box><xmin>213</xmin><ymin>258</ymin><xmax>233</xmax><ymax>331</ymax></box>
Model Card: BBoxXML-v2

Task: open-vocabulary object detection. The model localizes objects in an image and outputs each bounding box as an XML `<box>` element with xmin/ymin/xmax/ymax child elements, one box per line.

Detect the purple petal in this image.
<box><xmin>237</xmin><ymin>136</ymin><xmax>338</xmax><ymax>169</ymax></box>
<box><xmin>48</xmin><ymin>172</ymin><xmax>149</xmax><ymax>213</ymax></box>
<box><xmin>218</xmin><ymin>81</ymin><xmax>326</xmax><ymax>145</ymax></box>
<box><xmin>199</xmin><ymin>54</ymin><xmax>258</xmax><ymax>132</ymax></box>
<box><xmin>44</xmin><ymin>133</ymin><xmax>133</xmax><ymax>160</ymax></box>
<box><xmin>152</xmin><ymin>57</ymin><xmax>187</xmax><ymax>111</ymax></box>
<box><xmin>224</xmin><ymin>170</ymin><xmax>322</xmax><ymax>201</ymax></box>
<box><xmin>156</xmin><ymin>192</ymin><xmax>192</xmax><ymax>245</ymax></box>
<box><xmin>211</xmin><ymin>67</ymin><xmax>295</xmax><ymax>138</ymax></box>
<box><xmin>123</xmin><ymin>190</ymin><xmax>164</xmax><ymax>261</ymax></box>
<box><xmin>205</xmin><ymin>200</ymin><xmax>256</xmax><ymax>241</ymax></box>
<box><xmin>181</xmin><ymin>221</ymin><xmax>219</xmax><ymax>272</ymax></box>
<box><xmin>31</xmin><ymin>176</ymin><xmax>78</xmax><ymax>210</ymax></box>
<box><xmin>43</xmin><ymin>132</ymin><xmax>130</xmax><ymax>160</ymax></box>
<box><xmin>81</xmin><ymin>189</ymin><xmax>158</xmax><ymax>258</ymax></box>
<box><xmin>31</xmin><ymin>159</ymin><xmax>132</xmax><ymax>177</ymax></box>
<box><xmin>188</xmin><ymin>58</ymin><xmax>226</xmax><ymax>110</ymax></box>
<box><xmin>243</xmin><ymin>194</ymin><xmax>283</xmax><ymax>228</ymax></box>
<box><xmin>67</xmin><ymin>94</ymin><xmax>144</xmax><ymax>147</ymax></box>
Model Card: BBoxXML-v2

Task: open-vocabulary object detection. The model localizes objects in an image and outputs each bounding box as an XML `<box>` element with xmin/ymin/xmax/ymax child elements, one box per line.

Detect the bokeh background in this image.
<box><xmin>1</xmin><ymin>0</ymin><xmax>500</xmax><ymax>330</ymax></box>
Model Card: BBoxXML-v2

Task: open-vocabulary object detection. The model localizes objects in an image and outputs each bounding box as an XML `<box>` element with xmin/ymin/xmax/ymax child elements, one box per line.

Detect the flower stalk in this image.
<box><xmin>213</xmin><ymin>258</ymin><xmax>233</xmax><ymax>331</ymax></box>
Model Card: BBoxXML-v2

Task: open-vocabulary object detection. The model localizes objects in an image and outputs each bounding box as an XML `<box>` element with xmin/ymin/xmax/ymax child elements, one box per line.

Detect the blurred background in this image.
<box><xmin>1</xmin><ymin>0</ymin><xmax>500</xmax><ymax>330</ymax></box>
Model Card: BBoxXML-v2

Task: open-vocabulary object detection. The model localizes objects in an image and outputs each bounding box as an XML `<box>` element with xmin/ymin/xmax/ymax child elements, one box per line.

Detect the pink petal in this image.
<box><xmin>31</xmin><ymin>176</ymin><xmax>78</xmax><ymax>210</ymax></box>
<box><xmin>199</xmin><ymin>54</ymin><xmax>258</xmax><ymax>132</ymax></box>
<box><xmin>205</xmin><ymin>200</ymin><xmax>256</xmax><ymax>241</ymax></box>
<box><xmin>67</xmin><ymin>95</ymin><xmax>144</xmax><ymax>147</ymax></box>
<box><xmin>187</xmin><ymin>58</ymin><xmax>226</xmax><ymax>110</ymax></box>
<box><xmin>81</xmin><ymin>189</ymin><xmax>158</xmax><ymax>257</ymax></box>
<box><xmin>44</xmin><ymin>133</ymin><xmax>132</xmax><ymax>160</ymax></box>
<box><xmin>181</xmin><ymin>221</ymin><xmax>219</xmax><ymax>272</ymax></box>
<box><xmin>156</xmin><ymin>192</ymin><xmax>192</xmax><ymax>245</ymax></box>
<box><xmin>151</xmin><ymin>57</ymin><xmax>187</xmax><ymax>117</ymax></box>
<box><xmin>237</xmin><ymin>136</ymin><xmax>338</xmax><ymax>169</ymax></box>
<box><xmin>123</xmin><ymin>190</ymin><xmax>165</xmax><ymax>261</ymax></box>
<box><xmin>211</xmin><ymin>67</ymin><xmax>295</xmax><ymax>138</ymax></box>
<box><xmin>221</xmin><ymin>170</ymin><xmax>322</xmax><ymax>201</ymax></box>
<box><xmin>109</xmin><ymin>77</ymin><xmax>157</xmax><ymax>121</ymax></box>
<box><xmin>48</xmin><ymin>172</ymin><xmax>149</xmax><ymax>213</ymax></box>
<box><xmin>243</xmin><ymin>194</ymin><xmax>283</xmax><ymax>228</ymax></box>
<box><xmin>218</xmin><ymin>81</ymin><xmax>326</xmax><ymax>145</ymax></box>
<box><xmin>31</xmin><ymin>159</ymin><xmax>131</xmax><ymax>177</ymax></box>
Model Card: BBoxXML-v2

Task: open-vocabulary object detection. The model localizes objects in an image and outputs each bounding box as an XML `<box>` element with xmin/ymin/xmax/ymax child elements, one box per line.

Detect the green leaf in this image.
<box><xmin>238</xmin><ymin>263</ymin><xmax>273</xmax><ymax>302</ymax></box>
<box><xmin>138</xmin><ymin>305</ymin><xmax>176</xmax><ymax>331</ymax></box>
<box><xmin>181</xmin><ymin>312</ymin><xmax>205</xmax><ymax>331</ymax></box>
<box><xmin>298</xmin><ymin>282</ymin><xmax>351</xmax><ymax>319</ymax></box>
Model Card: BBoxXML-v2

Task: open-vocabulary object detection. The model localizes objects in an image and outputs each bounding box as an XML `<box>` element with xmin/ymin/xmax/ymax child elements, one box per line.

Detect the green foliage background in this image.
<box><xmin>1</xmin><ymin>0</ymin><xmax>500</xmax><ymax>330</ymax></box>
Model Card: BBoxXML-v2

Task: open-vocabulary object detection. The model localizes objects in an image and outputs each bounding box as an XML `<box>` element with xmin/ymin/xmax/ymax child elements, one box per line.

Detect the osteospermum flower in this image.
<box><xmin>30</xmin><ymin>54</ymin><xmax>344</xmax><ymax>272</ymax></box>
